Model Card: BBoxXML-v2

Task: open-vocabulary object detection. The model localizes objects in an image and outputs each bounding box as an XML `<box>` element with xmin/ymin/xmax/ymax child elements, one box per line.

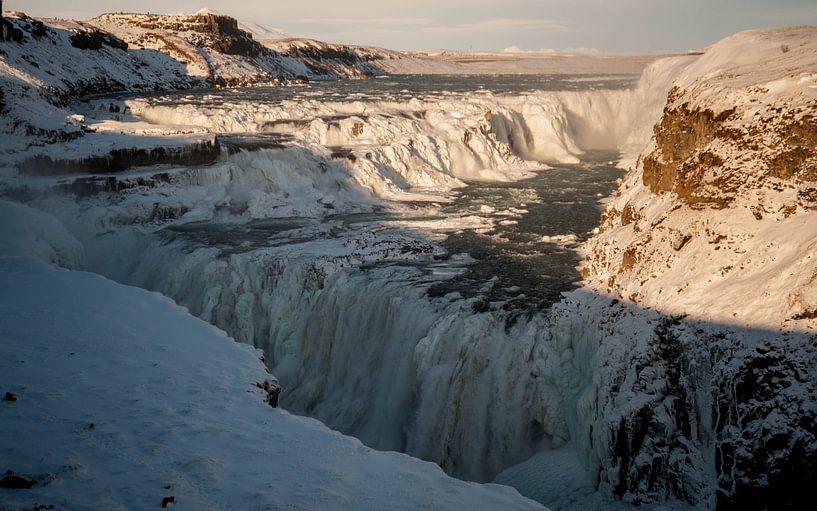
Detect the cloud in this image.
<box><xmin>502</xmin><ymin>46</ymin><xmax>557</xmax><ymax>54</ymax></box>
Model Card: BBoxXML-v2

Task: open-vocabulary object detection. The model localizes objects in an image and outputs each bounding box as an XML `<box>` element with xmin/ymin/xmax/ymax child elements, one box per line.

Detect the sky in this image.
<box><xmin>14</xmin><ymin>0</ymin><xmax>817</xmax><ymax>53</ymax></box>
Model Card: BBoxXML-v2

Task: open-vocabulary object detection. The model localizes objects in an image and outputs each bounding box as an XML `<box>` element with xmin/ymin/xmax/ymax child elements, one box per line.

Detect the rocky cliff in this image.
<box><xmin>585</xmin><ymin>26</ymin><xmax>817</xmax><ymax>330</ymax></box>
<box><xmin>575</xmin><ymin>27</ymin><xmax>817</xmax><ymax>508</ymax></box>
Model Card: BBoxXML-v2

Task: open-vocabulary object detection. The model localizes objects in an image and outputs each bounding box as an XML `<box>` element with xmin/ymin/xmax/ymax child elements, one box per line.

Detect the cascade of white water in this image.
<box><xmin>41</xmin><ymin>56</ymin><xmax>695</xmax><ymax>484</ymax></box>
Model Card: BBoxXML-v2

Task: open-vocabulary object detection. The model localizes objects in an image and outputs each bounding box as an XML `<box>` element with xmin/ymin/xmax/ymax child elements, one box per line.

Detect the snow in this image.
<box><xmin>0</xmin><ymin>200</ymin><xmax>85</xmax><ymax>269</ymax></box>
<box><xmin>239</xmin><ymin>21</ymin><xmax>292</xmax><ymax>41</ymax></box>
<box><xmin>494</xmin><ymin>445</ymin><xmax>692</xmax><ymax>511</ymax></box>
<box><xmin>0</xmin><ymin>199</ymin><xmax>545</xmax><ymax>511</ymax></box>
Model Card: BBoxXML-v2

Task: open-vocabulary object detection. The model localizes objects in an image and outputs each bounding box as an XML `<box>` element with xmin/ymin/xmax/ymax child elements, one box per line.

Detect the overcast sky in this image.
<box><xmin>15</xmin><ymin>0</ymin><xmax>817</xmax><ymax>53</ymax></box>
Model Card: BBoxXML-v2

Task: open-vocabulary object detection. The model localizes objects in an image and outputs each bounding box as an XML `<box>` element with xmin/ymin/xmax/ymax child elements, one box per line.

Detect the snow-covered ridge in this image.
<box><xmin>89</xmin><ymin>12</ymin><xmax>388</xmax><ymax>82</ymax></box>
<box><xmin>0</xmin><ymin>10</ymin><xmax>388</xmax><ymax>152</ymax></box>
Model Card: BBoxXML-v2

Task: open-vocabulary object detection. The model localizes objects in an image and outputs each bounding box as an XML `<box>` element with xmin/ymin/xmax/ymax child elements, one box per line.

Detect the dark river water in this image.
<box><xmin>430</xmin><ymin>154</ymin><xmax>621</xmax><ymax>315</ymax></box>
<box><xmin>102</xmin><ymin>73</ymin><xmax>636</xmax><ymax>106</ymax></box>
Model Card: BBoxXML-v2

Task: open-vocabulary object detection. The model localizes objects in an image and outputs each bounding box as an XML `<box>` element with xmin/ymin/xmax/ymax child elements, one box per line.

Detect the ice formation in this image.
<box><xmin>7</xmin><ymin>52</ymin><xmax>689</xmax><ymax>488</ymax></box>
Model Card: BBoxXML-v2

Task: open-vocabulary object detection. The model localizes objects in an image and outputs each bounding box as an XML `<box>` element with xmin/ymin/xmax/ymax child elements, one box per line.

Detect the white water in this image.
<box><xmin>35</xmin><ymin>58</ymin><xmax>695</xmax><ymax>496</ymax></box>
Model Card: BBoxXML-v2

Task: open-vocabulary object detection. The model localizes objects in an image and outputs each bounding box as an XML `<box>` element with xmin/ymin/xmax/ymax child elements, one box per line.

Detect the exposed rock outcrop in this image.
<box><xmin>19</xmin><ymin>138</ymin><xmax>221</xmax><ymax>175</ymax></box>
<box><xmin>70</xmin><ymin>27</ymin><xmax>128</xmax><ymax>51</ymax></box>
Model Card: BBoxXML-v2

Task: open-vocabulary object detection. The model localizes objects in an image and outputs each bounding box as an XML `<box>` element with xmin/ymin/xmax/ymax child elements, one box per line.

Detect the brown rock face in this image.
<box><xmin>92</xmin><ymin>13</ymin><xmax>265</xmax><ymax>58</ymax></box>
<box><xmin>641</xmin><ymin>91</ymin><xmax>737</xmax><ymax>207</ymax></box>
<box><xmin>641</xmin><ymin>86</ymin><xmax>817</xmax><ymax>211</ymax></box>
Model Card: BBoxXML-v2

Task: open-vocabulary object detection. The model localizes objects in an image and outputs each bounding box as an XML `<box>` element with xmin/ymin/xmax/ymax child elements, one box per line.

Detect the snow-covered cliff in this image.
<box><xmin>572</xmin><ymin>26</ymin><xmax>817</xmax><ymax>508</ymax></box>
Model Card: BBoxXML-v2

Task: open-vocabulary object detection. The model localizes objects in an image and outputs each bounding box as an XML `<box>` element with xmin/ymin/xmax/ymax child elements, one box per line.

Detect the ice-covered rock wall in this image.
<box><xmin>85</xmin><ymin>234</ymin><xmax>552</xmax><ymax>481</ymax></box>
<box><xmin>0</xmin><ymin>201</ymin><xmax>545</xmax><ymax>511</ymax></box>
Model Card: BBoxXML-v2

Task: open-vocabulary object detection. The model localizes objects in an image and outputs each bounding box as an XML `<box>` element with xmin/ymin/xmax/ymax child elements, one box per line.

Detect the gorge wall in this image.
<box><xmin>577</xmin><ymin>26</ymin><xmax>817</xmax><ymax>509</ymax></box>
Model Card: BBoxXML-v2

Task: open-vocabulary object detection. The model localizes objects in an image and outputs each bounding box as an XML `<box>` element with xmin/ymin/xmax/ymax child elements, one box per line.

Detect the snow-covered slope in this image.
<box><xmin>584</xmin><ymin>26</ymin><xmax>817</xmax><ymax>329</ymax></box>
<box><xmin>258</xmin><ymin>38</ymin><xmax>397</xmax><ymax>78</ymax></box>
<box><xmin>87</xmin><ymin>12</ymin><xmax>382</xmax><ymax>84</ymax></box>
<box><xmin>239</xmin><ymin>21</ymin><xmax>292</xmax><ymax>41</ymax></box>
<box><xmin>0</xmin><ymin>199</ymin><xmax>545</xmax><ymax>511</ymax></box>
<box><xmin>0</xmin><ymin>11</ymin><xmax>386</xmax><ymax>152</ymax></box>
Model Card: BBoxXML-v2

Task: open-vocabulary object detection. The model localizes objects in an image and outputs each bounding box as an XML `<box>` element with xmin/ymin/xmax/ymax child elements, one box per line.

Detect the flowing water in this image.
<box><xmin>64</xmin><ymin>74</ymin><xmax>651</xmax><ymax>503</ymax></box>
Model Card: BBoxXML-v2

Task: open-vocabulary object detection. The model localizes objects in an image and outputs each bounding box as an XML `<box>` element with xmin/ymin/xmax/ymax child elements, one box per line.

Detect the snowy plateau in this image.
<box><xmin>1</xmin><ymin>8</ymin><xmax>816</xmax><ymax>511</ymax></box>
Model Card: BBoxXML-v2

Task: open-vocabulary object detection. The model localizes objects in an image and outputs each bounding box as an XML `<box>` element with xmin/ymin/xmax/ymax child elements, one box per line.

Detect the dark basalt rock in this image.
<box><xmin>191</xmin><ymin>13</ymin><xmax>259</xmax><ymax>57</ymax></box>
<box><xmin>608</xmin><ymin>316</ymin><xmax>703</xmax><ymax>505</ymax></box>
<box><xmin>70</xmin><ymin>29</ymin><xmax>128</xmax><ymax>51</ymax></box>
<box><xmin>713</xmin><ymin>341</ymin><xmax>817</xmax><ymax>510</ymax></box>
<box><xmin>59</xmin><ymin>172</ymin><xmax>173</xmax><ymax>197</ymax></box>
<box><xmin>602</xmin><ymin>313</ymin><xmax>817</xmax><ymax>508</ymax></box>
<box><xmin>256</xmin><ymin>379</ymin><xmax>282</xmax><ymax>408</ymax></box>
<box><xmin>0</xmin><ymin>472</ymin><xmax>36</xmax><ymax>489</ymax></box>
<box><xmin>19</xmin><ymin>139</ymin><xmax>221</xmax><ymax>176</ymax></box>
<box><xmin>0</xmin><ymin>18</ymin><xmax>24</xmax><ymax>43</ymax></box>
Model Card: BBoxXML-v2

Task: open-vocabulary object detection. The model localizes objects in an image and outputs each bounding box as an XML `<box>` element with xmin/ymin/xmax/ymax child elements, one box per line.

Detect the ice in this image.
<box><xmin>1</xmin><ymin>51</ymin><xmax>692</xmax><ymax>488</ymax></box>
<box><xmin>0</xmin><ymin>200</ymin><xmax>85</xmax><ymax>269</ymax></box>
